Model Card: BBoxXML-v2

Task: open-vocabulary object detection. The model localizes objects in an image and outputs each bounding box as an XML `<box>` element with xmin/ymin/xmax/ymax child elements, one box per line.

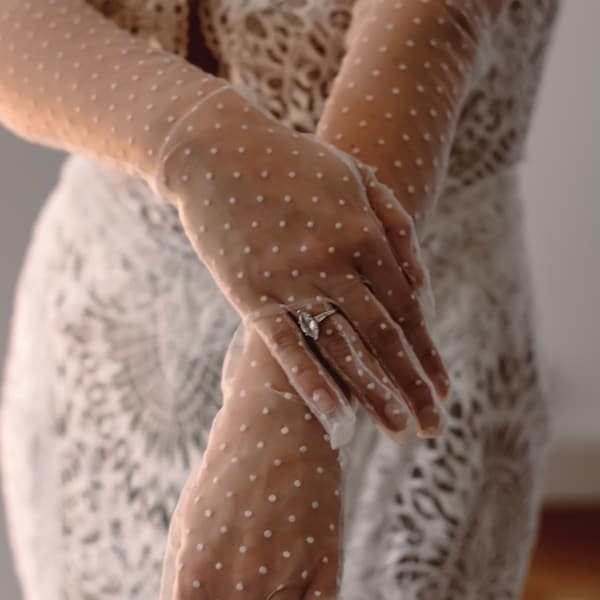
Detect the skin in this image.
<box><xmin>166</xmin><ymin>0</ymin><xmax>508</xmax><ymax>598</ymax></box>
<box><xmin>167</xmin><ymin>326</ymin><xmax>343</xmax><ymax>599</ymax></box>
<box><xmin>0</xmin><ymin>0</ymin><xmax>504</xmax><ymax>597</ymax></box>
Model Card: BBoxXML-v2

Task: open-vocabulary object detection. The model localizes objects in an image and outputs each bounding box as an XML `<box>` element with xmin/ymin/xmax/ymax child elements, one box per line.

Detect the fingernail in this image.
<box><xmin>325</xmin><ymin>407</ymin><xmax>357</xmax><ymax>450</ymax></box>
<box><xmin>433</xmin><ymin>373</ymin><xmax>451</xmax><ymax>400</ymax></box>
<box><xmin>417</xmin><ymin>406</ymin><xmax>440</xmax><ymax>437</ymax></box>
<box><xmin>383</xmin><ymin>402</ymin><xmax>409</xmax><ymax>431</ymax></box>
<box><xmin>312</xmin><ymin>388</ymin><xmax>338</xmax><ymax>414</ymax></box>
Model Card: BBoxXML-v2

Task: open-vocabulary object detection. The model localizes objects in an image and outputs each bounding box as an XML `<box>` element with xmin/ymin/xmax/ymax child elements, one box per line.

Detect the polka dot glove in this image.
<box><xmin>318</xmin><ymin>0</ymin><xmax>506</xmax><ymax>236</ymax></box>
<box><xmin>0</xmin><ymin>0</ymin><xmax>489</xmax><ymax>444</ymax></box>
<box><xmin>159</xmin><ymin>324</ymin><xmax>348</xmax><ymax>600</ymax></box>
<box><xmin>149</xmin><ymin>81</ymin><xmax>451</xmax><ymax>446</ymax></box>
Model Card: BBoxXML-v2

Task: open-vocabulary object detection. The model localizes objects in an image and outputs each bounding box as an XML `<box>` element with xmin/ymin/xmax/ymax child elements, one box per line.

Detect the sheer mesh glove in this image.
<box><xmin>318</xmin><ymin>0</ymin><xmax>506</xmax><ymax>236</ymax></box>
<box><xmin>147</xmin><ymin>0</ymin><xmax>508</xmax><ymax>447</ymax></box>
<box><xmin>159</xmin><ymin>323</ymin><xmax>349</xmax><ymax>600</ymax></box>
<box><xmin>0</xmin><ymin>0</ymin><xmax>508</xmax><ymax>448</ymax></box>
<box><xmin>0</xmin><ymin>0</ymin><xmax>451</xmax><ymax>448</ymax></box>
<box><xmin>148</xmin><ymin>81</ymin><xmax>450</xmax><ymax>448</ymax></box>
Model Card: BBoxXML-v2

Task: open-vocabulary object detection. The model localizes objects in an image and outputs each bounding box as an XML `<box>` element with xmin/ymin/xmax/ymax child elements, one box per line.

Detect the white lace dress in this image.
<box><xmin>1</xmin><ymin>1</ymin><xmax>560</xmax><ymax>598</ymax></box>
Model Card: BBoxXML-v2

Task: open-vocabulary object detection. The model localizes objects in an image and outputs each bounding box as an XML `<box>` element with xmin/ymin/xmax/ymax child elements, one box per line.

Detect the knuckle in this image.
<box><xmin>320</xmin><ymin>324</ymin><xmax>351</xmax><ymax>363</ymax></box>
<box><xmin>262</xmin><ymin>317</ymin><xmax>323</xmax><ymax>391</ymax></box>
<box><xmin>405</xmin><ymin>262</ymin><xmax>426</xmax><ymax>288</ymax></box>
<box><xmin>355</xmin><ymin>220</ymin><xmax>383</xmax><ymax>251</ymax></box>
<box><xmin>291</xmin><ymin>356</ymin><xmax>320</xmax><ymax>389</ymax></box>
<box><xmin>367</xmin><ymin>317</ymin><xmax>403</xmax><ymax>357</ymax></box>
<box><xmin>396</xmin><ymin>296</ymin><xmax>424</xmax><ymax>331</ymax></box>
<box><xmin>308</xmin><ymin>239</ymin><xmax>336</xmax><ymax>264</ymax></box>
<box><xmin>266</xmin><ymin>318</ymin><xmax>298</xmax><ymax>354</ymax></box>
<box><xmin>399</xmin><ymin>311</ymin><xmax>427</xmax><ymax>345</ymax></box>
<box><xmin>401</xmin><ymin>378</ymin><xmax>434</xmax><ymax>406</ymax></box>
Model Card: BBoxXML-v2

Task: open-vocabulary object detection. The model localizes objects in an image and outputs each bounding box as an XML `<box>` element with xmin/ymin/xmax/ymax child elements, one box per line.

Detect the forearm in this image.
<box><xmin>0</xmin><ymin>0</ymin><xmax>228</xmax><ymax>184</ymax></box>
<box><xmin>164</xmin><ymin>325</ymin><xmax>343</xmax><ymax>600</ymax></box>
<box><xmin>316</xmin><ymin>0</ymin><xmax>505</xmax><ymax>238</ymax></box>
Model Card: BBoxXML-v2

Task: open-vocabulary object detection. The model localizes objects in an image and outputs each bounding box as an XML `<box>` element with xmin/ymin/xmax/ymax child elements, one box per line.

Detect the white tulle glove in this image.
<box><xmin>159</xmin><ymin>323</ymin><xmax>349</xmax><ymax>600</ymax></box>
<box><xmin>148</xmin><ymin>79</ymin><xmax>450</xmax><ymax>447</ymax></box>
<box><xmin>311</xmin><ymin>0</ymin><xmax>508</xmax><ymax>440</ymax></box>
<box><xmin>318</xmin><ymin>0</ymin><xmax>506</xmax><ymax>235</ymax></box>
<box><xmin>0</xmin><ymin>0</ymin><xmax>505</xmax><ymax>448</ymax></box>
<box><xmin>0</xmin><ymin>0</ymin><xmax>450</xmax><ymax>448</ymax></box>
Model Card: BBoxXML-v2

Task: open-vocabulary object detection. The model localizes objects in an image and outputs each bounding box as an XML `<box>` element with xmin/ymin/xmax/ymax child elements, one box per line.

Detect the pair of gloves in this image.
<box><xmin>0</xmin><ymin>0</ymin><xmax>506</xmax><ymax>597</ymax></box>
<box><xmin>151</xmin><ymin>1</ymin><xmax>504</xmax><ymax>596</ymax></box>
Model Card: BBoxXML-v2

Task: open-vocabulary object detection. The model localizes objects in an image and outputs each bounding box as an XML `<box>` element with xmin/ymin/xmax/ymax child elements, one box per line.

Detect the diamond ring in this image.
<box><xmin>296</xmin><ymin>307</ymin><xmax>338</xmax><ymax>341</ymax></box>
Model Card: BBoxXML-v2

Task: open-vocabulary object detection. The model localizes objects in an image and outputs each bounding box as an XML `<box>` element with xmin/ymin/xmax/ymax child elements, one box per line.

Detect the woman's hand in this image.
<box><xmin>160</xmin><ymin>326</ymin><xmax>345</xmax><ymax>600</ymax></box>
<box><xmin>150</xmin><ymin>82</ymin><xmax>449</xmax><ymax>445</ymax></box>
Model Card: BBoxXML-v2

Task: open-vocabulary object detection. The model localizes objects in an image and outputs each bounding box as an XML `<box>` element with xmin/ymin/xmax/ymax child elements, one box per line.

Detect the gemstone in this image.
<box><xmin>297</xmin><ymin>311</ymin><xmax>319</xmax><ymax>340</ymax></box>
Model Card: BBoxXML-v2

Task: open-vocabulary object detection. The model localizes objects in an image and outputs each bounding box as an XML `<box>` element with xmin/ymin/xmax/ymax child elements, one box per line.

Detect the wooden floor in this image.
<box><xmin>522</xmin><ymin>505</ymin><xmax>600</xmax><ymax>599</ymax></box>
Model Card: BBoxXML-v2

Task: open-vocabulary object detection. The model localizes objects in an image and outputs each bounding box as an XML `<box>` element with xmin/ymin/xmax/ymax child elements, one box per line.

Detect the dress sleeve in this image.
<box><xmin>0</xmin><ymin>0</ymin><xmax>227</xmax><ymax>182</ymax></box>
<box><xmin>317</xmin><ymin>0</ymin><xmax>507</xmax><ymax>235</ymax></box>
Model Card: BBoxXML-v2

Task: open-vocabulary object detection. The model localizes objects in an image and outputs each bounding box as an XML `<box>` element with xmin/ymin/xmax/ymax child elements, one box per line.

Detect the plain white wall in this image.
<box><xmin>0</xmin><ymin>2</ymin><xmax>598</xmax><ymax>597</ymax></box>
<box><xmin>0</xmin><ymin>139</ymin><xmax>65</xmax><ymax>596</ymax></box>
<box><xmin>520</xmin><ymin>0</ymin><xmax>600</xmax><ymax>500</ymax></box>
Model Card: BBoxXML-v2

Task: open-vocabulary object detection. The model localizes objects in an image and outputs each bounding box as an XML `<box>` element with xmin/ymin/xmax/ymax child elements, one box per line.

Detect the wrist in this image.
<box><xmin>219</xmin><ymin>325</ymin><xmax>337</xmax><ymax>454</ymax></box>
<box><xmin>145</xmin><ymin>80</ymin><xmax>285</xmax><ymax>207</ymax></box>
<box><xmin>316</xmin><ymin>121</ymin><xmax>434</xmax><ymax>240</ymax></box>
<box><xmin>144</xmin><ymin>77</ymin><xmax>233</xmax><ymax>200</ymax></box>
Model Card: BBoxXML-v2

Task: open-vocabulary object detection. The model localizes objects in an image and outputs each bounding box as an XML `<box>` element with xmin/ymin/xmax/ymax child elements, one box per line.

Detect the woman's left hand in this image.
<box><xmin>159</xmin><ymin>325</ymin><xmax>345</xmax><ymax>600</ymax></box>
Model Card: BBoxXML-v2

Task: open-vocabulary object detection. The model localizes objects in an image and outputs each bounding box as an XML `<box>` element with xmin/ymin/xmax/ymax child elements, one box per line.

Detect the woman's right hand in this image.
<box><xmin>150</xmin><ymin>82</ymin><xmax>449</xmax><ymax>446</ymax></box>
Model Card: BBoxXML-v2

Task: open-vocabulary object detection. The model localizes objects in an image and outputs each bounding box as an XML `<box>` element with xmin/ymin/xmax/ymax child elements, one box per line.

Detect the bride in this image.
<box><xmin>0</xmin><ymin>0</ymin><xmax>559</xmax><ymax>598</ymax></box>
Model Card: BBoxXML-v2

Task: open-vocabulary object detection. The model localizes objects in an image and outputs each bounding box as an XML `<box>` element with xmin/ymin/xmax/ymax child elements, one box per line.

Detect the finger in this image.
<box><xmin>247</xmin><ymin>302</ymin><xmax>357</xmax><ymax>449</ymax></box>
<box><xmin>358</xmin><ymin>163</ymin><xmax>427</xmax><ymax>285</ymax></box>
<box><xmin>372</xmin><ymin>184</ymin><xmax>425</xmax><ymax>284</ymax></box>
<box><xmin>357</xmin><ymin>161</ymin><xmax>437</xmax><ymax>325</ymax></box>
<box><xmin>330</xmin><ymin>279</ymin><xmax>442</xmax><ymax>437</ymax></box>
<box><xmin>308</xmin><ymin>306</ymin><xmax>411</xmax><ymax>436</ymax></box>
<box><xmin>372</xmin><ymin>184</ymin><xmax>438</xmax><ymax>327</ymax></box>
<box><xmin>352</xmin><ymin>236</ymin><xmax>451</xmax><ymax>403</ymax></box>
